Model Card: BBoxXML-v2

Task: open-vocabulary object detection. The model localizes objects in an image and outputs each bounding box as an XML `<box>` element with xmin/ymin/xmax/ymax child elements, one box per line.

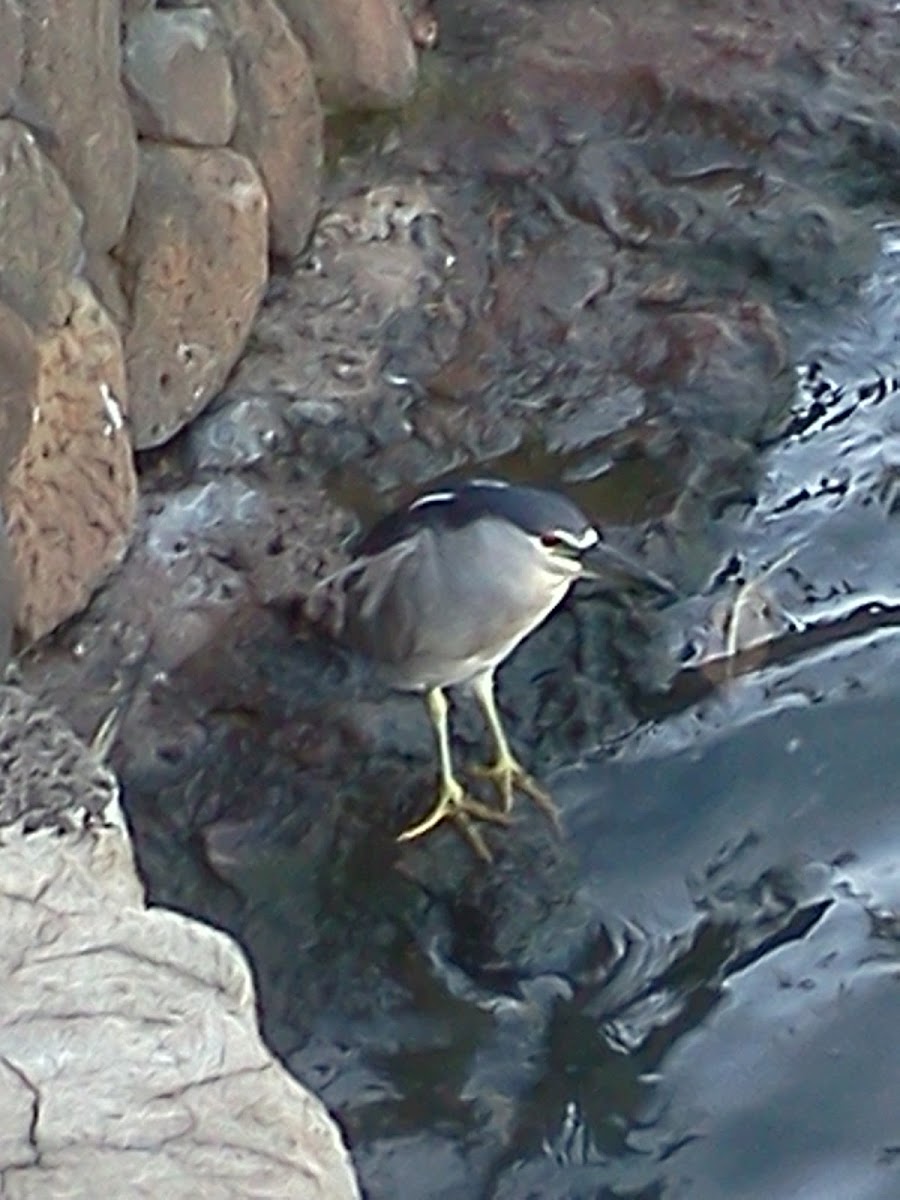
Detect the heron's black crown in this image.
<box><xmin>358</xmin><ymin>478</ymin><xmax>594</xmax><ymax>556</ymax></box>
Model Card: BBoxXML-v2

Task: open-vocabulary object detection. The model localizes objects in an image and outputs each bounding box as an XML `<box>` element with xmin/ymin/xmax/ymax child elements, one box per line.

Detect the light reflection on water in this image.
<box><xmin>479</xmin><ymin>643</ymin><xmax>900</xmax><ymax>1198</ymax></box>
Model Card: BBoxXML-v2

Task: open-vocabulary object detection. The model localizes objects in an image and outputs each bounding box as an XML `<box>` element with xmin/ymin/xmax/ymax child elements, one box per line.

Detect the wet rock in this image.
<box><xmin>736</xmin><ymin>192</ymin><xmax>878</xmax><ymax>304</ymax></box>
<box><xmin>631</xmin><ymin>301</ymin><xmax>794</xmax><ymax>443</ymax></box>
<box><xmin>0</xmin><ymin>683</ymin><xmax>361</xmax><ymax>1199</ymax></box>
<box><xmin>138</xmin><ymin>475</ymin><xmax>350</xmax><ymax>625</ymax></box>
<box><xmin>119</xmin><ymin>143</ymin><xmax>268</xmax><ymax>449</ymax></box>
<box><xmin>3</xmin><ymin>280</ymin><xmax>137</xmax><ymax>643</ymax></box>
<box><xmin>124</xmin><ymin>6</ymin><xmax>237</xmax><ymax>146</ymax></box>
<box><xmin>188</xmin><ymin>393</ymin><xmax>295</xmax><ymax>471</ymax></box>
<box><xmin>227</xmin><ymin>183</ymin><xmax>467</xmax><ymax>482</ymax></box>
<box><xmin>545</xmin><ymin>384</ymin><xmax>647</xmax><ymax>455</ymax></box>
<box><xmin>279</xmin><ymin>0</ymin><xmax>418</xmax><ymax>110</ymax></box>
<box><xmin>18</xmin><ymin>0</ymin><xmax>137</xmax><ymax>253</ymax></box>
<box><xmin>16</xmin><ymin>473</ymin><xmax>352</xmax><ymax>716</ymax></box>
<box><xmin>0</xmin><ymin>0</ymin><xmax>22</xmax><ymax>117</ymax></box>
<box><xmin>0</xmin><ymin>119</ymin><xmax>82</xmax><ymax>331</ymax></box>
<box><xmin>0</xmin><ymin>297</ymin><xmax>37</xmax><ymax>477</ymax></box>
<box><xmin>216</xmin><ymin>0</ymin><xmax>323</xmax><ymax>258</ymax></box>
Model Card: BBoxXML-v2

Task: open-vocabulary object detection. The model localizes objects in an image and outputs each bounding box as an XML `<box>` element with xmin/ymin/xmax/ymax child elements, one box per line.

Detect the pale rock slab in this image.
<box><xmin>0</xmin><ymin>684</ymin><xmax>361</xmax><ymax>1200</ymax></box>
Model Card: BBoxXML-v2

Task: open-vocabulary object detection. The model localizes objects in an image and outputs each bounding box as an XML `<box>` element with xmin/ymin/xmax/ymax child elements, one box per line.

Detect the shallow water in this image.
<box><xmin>536</xmin><ymin>666</ymin><xmax>900</xmax><ymax>1199</ymax></box>
<box><xmin>306</xmin><ymin>636</ymin><xmax>900</xmax><ymax>1197</ymax></box>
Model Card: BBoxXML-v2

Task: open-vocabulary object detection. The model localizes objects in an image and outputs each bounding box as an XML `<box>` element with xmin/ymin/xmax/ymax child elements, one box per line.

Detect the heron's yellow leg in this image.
<box><xmin>397</xmin><ymin>687</ymin><xmax>510</xmax><ymax>860</ymax></box>
<box><xmin>469</xmin><ymin>672</ymin><xmax>561</xmax><ymax>830</ymax></box>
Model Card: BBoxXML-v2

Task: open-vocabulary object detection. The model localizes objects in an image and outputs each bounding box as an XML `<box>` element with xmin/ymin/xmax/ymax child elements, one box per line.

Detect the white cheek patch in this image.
<box><xmin>554</xmin><ymin>526</ymin><xmax>599</xmax><ymax>551</ymax></box>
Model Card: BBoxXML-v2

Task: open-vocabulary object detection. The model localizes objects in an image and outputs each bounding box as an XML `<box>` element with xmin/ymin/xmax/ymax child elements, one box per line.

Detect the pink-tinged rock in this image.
<box><xmin>18</xmin><ymin>0</ymin><xmax>137</xmax><ymax>252</ymax></box>
<box><xmin>278</xmin><ymin>0</ymin><xmax>418</xmax><ymax>110</ymax></box>
<box><xmin>0</xmin><ymin>0</ymin><xmax>23</xmax><ymax>116</ymax></box>
<box><xmin>0</xmin><ymin>298</ymin><xmax>37</xmax><ymax>478</ymax></box>
<box><xmin>118</xmin><ymin>143</ymin><xmax>269</xmax><ymax>449</ymax></box>
<box><xmin>3</xmin><ymin>281</ymin><xmax>137</xmax><ymax>643</ymax></box>
<box><xmin>124</xmin><ymin>6</ymin><xmax>238</xmax><ymax>146</ymax></box>
<box><xmin>0</xmin><ymin>120</ymin><xmax>83</xmax><ymax>331</ymax></box>
<box><xmin>211</xmin><ymin>0</ymin><xmax>323</xmax><ymax>258</ymax></box>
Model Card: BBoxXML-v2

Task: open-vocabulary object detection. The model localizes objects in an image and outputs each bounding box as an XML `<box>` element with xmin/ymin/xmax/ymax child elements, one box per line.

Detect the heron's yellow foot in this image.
<box><xmin>397</xmin><ymin>775</ymin><xmax>511</xmax><ymax>862</ymax></box>
<box><xmin>470</xmin><ymin>752</ymin><xmax>561</xmax><ymax>830</ymax></box>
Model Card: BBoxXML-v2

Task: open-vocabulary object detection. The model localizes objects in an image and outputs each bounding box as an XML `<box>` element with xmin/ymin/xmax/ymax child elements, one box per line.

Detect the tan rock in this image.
<box><xmin>3</xmin><ymin>281</ymin><xmax>137</xmax><ymax>643</ymax></box>
<box><xmin>0</xmin><ymin>684</ymin><xmax>361</xmax><ymax>1199</ymax></box>
<box><xmin>216</xmin><ymin>0</ymin><xmax>323</xmax><ymax>258</ymax></box>
<box><xmin>0</xmin><ymin>120</ymin><xmax>83</xmax><ymax>331</ymax></box>
<box><xmin>83</xmin><ymin>248</ymin><xmax>130</xmax><ymax>331</ymax></box>
<box><xmin>18</xmin><ymin>0</ymin><xmax>138</xmax><ymax>252</ymax></box>
<box><xmin>279</xmin><ymin>0</ymin><xmax>418</xmax><ymax>110</ymax></box>
<box><xmin>0</xmin><ymin>512</ymin><xmax>13</xmax><ymax>671</ymax></box>
<box><xmin>118</xmin><ymin>144</ymin><xmax>269</xmax><ymax>449</ymax></box>
<box><xmin>124</xmin><ymin>6</ymin><xmax>238</xmax><ymax>146</ymax></box>
<box><xmin>0</xmin><ymin>0</ymin><xmax>23</xmax><ymax>117</ymax></box>
<box><xmin>0</xmin><ymin>299</ymin><xmax>36</xmax><ymax>478</ymax></box>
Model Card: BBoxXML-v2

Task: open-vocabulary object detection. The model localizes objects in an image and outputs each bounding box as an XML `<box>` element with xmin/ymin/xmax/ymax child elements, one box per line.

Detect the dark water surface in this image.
<box><xmin>535</xmin><ymin>665</ymin><xmax>900</xmax><ymax>1200</ymax></box>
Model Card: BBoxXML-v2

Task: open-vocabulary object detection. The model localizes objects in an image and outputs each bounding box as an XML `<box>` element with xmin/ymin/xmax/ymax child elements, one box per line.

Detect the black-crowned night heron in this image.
<box><xmin>307</xmin><ymin>477</ymin><xmax>670</xmax><ymax>859</ymax></box>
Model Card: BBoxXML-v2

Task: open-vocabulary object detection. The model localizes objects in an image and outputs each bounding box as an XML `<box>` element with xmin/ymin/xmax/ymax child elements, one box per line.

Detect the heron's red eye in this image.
<box><xmin>541</xmin><ymin>532</ymin><xmax>562</xmax><ymax>548</ymax></box>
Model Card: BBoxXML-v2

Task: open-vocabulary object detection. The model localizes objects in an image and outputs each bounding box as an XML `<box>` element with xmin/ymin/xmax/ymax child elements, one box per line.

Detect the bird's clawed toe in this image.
<box><xmin>397</xmin><ymin>776</ymin><xmax>512</xmax><ymax>862</ymax></box>
<box><xmin>469</xmin><ymin>754</ymin><xmax>562</xmax><ymax>832</ymax></box>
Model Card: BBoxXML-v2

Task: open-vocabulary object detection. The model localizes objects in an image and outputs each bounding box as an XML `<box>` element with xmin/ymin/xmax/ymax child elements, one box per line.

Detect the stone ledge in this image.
<box><xmin>0</xmin><ymin>684</ymin><xmax>360</xmax><ymax>1200</ymax></box>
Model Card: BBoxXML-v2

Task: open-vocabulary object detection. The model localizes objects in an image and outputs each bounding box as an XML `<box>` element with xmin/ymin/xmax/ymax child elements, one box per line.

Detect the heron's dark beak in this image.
<box><xmin>580</xmin><ymin>539</ymin><xmax>676</xmax><ymax>597</ymax></box>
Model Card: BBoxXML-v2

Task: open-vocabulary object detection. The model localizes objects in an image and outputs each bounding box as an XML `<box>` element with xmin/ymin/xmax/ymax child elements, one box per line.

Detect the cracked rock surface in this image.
<box><xmin>0</xmin><ymin>685</ymin><xmax>359</xmax><ymax>1200</ymax></box>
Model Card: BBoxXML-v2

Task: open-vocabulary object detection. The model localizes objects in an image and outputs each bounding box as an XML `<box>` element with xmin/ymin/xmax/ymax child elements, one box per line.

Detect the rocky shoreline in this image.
<box><xmin>3</xmin><ymin>1</ymin><xmax>900</xmax><ymax>1196</ymax></box>
<box><xmin>0</xmin><ymin>2</ymin><xmax>427</xmax><ymax>1193</ymax></box>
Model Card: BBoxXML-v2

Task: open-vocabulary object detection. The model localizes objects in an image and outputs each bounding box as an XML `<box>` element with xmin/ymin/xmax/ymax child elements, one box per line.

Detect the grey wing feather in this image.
<box><xmin>305</xmin><ymin>534</ymin><xmax>424</xmax><ymax>664</ymax></box>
